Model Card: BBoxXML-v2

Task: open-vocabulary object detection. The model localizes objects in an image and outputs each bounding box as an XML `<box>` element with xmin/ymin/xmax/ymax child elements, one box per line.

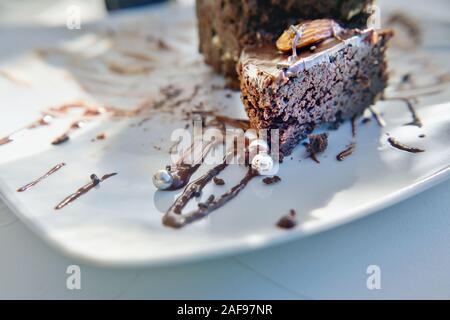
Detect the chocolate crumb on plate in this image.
<box><xmin>276</xmin><ymin>209</ymin><xmax>297</xmax><ymax>229</ymax></box>
<box><xmin>51</xmin><ymin>133</ymin><xmax>70</xmax><ymax>145</ymax></box>
<box><xmin>306</xmin><ymin>133</ymin><xmax>329</xmax><ymax>163</ymax></box>
<box><xmin>262</xmin><ymin>175</ymin><xmax>281</xmax><ymax>185</ymax></box>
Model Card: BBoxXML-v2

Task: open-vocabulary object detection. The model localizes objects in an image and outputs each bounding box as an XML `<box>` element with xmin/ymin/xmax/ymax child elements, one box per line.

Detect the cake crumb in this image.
<box><xmin>306</xmin><ymin>133</ymin><xmax>328</xmax><ymax>163</ymax></box>
<box><xmin>276</xmin><ymin>209</ymin><xmax>297</xmax><ymax>229</ymax></box>
<box><xmin>262</xmin><ymin>175</ymin><xmax>281</xmax><ymax>185</ymax></box>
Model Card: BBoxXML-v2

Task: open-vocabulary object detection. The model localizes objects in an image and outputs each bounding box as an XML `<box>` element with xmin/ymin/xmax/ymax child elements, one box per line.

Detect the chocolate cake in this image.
<box><xmin>238</xmin><ymin>27</ymin><xmax>392</xmax><ymax>155</ymax></box>
<box><xmin>196</xmin><ymin>0</ymin><xmax>374</xmax><ymax>87</ymax></box>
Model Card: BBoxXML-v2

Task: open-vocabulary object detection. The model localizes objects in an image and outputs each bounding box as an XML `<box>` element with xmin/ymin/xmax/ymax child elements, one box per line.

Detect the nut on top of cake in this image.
<box><xmin>196</xmin><ymin>0</ymin><xmax>375</xmax><ymax>86</ymax></box>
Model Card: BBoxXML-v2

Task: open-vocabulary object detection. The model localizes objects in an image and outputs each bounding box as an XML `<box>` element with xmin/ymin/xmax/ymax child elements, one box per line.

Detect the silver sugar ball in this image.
<box><xmin>152</xmin><ymin>169</ymin><xmax>173</xmax><ymax>190</ymax></box>
<box><xmin>251</xmin><ymin>153</ymin><xmax>274</xmax><ymax>176</ymax></box>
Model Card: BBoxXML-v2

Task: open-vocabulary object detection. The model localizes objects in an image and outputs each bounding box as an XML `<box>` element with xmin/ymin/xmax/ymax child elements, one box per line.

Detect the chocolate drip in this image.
<box><xmin>163</xmin><ymin>167</ymin><xmax>257</xmax><ymax>229</ymax></box>
<box><xmin>351</xmin><ymin>115</ymin><xmax>357</xmax><ymax>138</ymax></box>
<box><xmin>157</xmin><ymin>114</ymin><xmax>250</xmax><ymax>191</ymax></box>
<box><xmin>51</xmin><ymin>120</ymin><xmax>87</xmax><ymax>146</ymax></box>
<box><xmin>336</xmin><ymin>143</ymin><xmax>356</xmax><ymax>161</ymax></box>
<box><xmin>0</xmin><ymin>137</ymin><xmax>12</xmax><ymax>146</ymax></box>
<box><xmin>262</xmin><ymin>175</ymin><xmax>281</xmax><ymax>185</ymax></box>
<box><xmin>384</xmin><ymin>97</ymin><xmax>423</xmax><ymax>127</ymax></box>
<box><xmin>17</xmin><ymin>163</ymin><xmax>66</xmax><ymax>192</ymax></box>
<box><xmin>0</xmin><ymin>114</ymin><xmax>52</xmax><ymax>147</ymax></box>
<box><xmin>369</xmin><ymin>107</ymin><xmax>386</xmax><ymax>127</ymax></box>
<box><xmin>387</xmin><ymin>137</ymin><xmax>425</xmax><ymax>153</ymax></box>
<box><xmin>165</xmin><ymin>161</ymin><xmax>229</xmax><ymax>217</ymax></box>
<box><xmin>213</xmin><ymin>115</ymin><xmax>250</xmax><ymax>131</ymax></box>
<box><xmin>54</xmin><ymin>173</ymin><xmax>117</xmax><ymax>210</ymax></box>
<box><xmin>166</xmin><ymin>163</ymin><xmax>202</xmax><ymax>191</ymax></box>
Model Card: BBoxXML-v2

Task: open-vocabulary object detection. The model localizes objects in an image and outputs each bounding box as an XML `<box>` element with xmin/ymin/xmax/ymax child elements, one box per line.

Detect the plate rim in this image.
<box><xmin>0</xmin><ymin>165</ymin><xmax>448</xmax><ymax>268</ymax></box>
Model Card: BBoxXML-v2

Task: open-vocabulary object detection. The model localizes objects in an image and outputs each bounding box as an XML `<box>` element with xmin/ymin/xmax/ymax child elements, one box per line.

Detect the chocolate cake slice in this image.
<box><xmin>196</xmin><ymin>0</ymin><xmax>374</xmax><ymax>87</ymax></box>
<box><xmin>238</xmin><ymin>28</ymin><xmax>393</xmax><ymax>156</ymax></box>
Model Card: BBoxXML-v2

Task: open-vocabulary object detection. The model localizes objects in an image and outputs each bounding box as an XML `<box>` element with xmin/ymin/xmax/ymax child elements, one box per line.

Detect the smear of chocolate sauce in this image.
<box><xmin>0</xmin><ymin>137</ymin><xmax>12</xmax><ymax>146</ymax></box>
<box><xmin>369</xmin><ymin>107</ymin><xmax>386</xmax><ymax>127</ymax></box>
<box><xmin>384</xmin><ymin>97</ymin><xmax>423</xmax><ymax>127</ymax></box>
<box><xmin>52</xmin><ymin>134</ymin><xmax>70</xmax><ymax>145</ymax></box>
<box><xmin>262</xmin><ymin>175</ymin><xmax>281</xmax><ymax>185</ymax></box>
<box><xmin>336</xmin><ymin>143</ymin><xmax>356</xmax><ymax>161</ymax></box>
<box><xmin>213</xmin><ymin>115</ymin><xmax>251</xmax><ymax>131</ymax></box>
<box><xmin>160</xmin><ymin>114</ymin><xmax>249</xmax><ymax>191</ymax></box>
<box><xmin>17</xmin><ymin>163</ymin><xmax>66</xmax><ymax>192</ymax></box>
<box><xmin>54</xmin><ymin>173</ymin><xmax>117</xmax><ymax>210</ymax></box>
<box><xmin>163</xmin><ymin>167</ymin><xmax>258</xmax><ymax>229</ymax></box>
<box><xmin>335</xmin><ymin>116</ymin><xmax>357</xmax><ymax>162</ymax></box>
<box><xmin>276</xmin><ymin>209</ymin><xmax>297</xmax><ymax>229</ymax></box>
<box><xmin>166</xmin><ymin>163</ymin><xmax>202</xmax><ymax>191</ymax></box>
<box><xmin>351</xmin><ymin>116</ymin><xmax>357</xmax><ymax>138</ymax></box>
<box><xmin>361</xmin><ymin>117</ymin><xmax>371</xmax><ymax>124</ymax></box>
<box><xmin>52</xmin><ymin>120</ymin><xmax>87</xmax><ymax>146</ymax></box>
<box><xmin>387</xmin><ymin>137</ymin><xmax>425</xmax><ymax>153</ymax></box>
<box><xmin>0</xmin><ymin>114</ymin><xmax>53</xmax><ymax>147</ymax></box>
<box><xmin>213</xmin><ymin>176</ymin><xmax>225</xmax><ymax>186</ymax></box>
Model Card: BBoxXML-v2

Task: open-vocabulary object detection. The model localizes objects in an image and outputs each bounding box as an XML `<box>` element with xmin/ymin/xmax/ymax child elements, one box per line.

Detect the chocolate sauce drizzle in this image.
<box><xmin>262</xmin><ymin>175</ymin><xmax>281</xmax><ymax>185</ymax></box>
<box><xmin>213</xmin><ymin>115</ymin><xmax>251</xmax><ymax>131</ymax></box>
<box><xmin>163</xmin><ymin>167</ymin><xmax>258</xmax><ymax>229</ymax></box>
<box><xmin>383</xmin><ymin>97</ymin><xmax>423</xmax><ymax>127</ymax></box>
<box><xmin>335</xmin><ymin>116</ymin><xmax>357</xmax><ymax>162</ymax></box>
<box><xmin>0</xmin><ymin>114</ymin><xmax>52</xmax><ymax>146</ymax></box>
<box><xmin>54</xmin><ymin>173</ymin><xmax>117</xmax><ymax>210</ymax></box>
<box><xmin>52</xmin><ymin>120</ymin><xmax>87</xmax><ymax>145</ymax></box>
<box><xmin>17</xmin><ymin>163</ymin><xmax>66</xmax><ymax>192</ymax></box>
<box><xmin>336</xmin><ymin>143</ymin><xmax>356</xmax><ymax>161</ymax></box>
<box><xmin>387</xmin><ymin>137</ymin><xmax>425</xmax><ymax>153</ymax></box>
<box><xmin>166</xmin><ymin>163</ymin><xmax>202</xmax><ymax>191</ymax></box>
<box><xmin>369</xmin><ymin>106</ymin><xmax>386</xmax><ymax>127</ymax></box>
<box><xmin>159</xmin><ymin>114</ymin><xmax>249</xmax><ymax>191</ymax></box>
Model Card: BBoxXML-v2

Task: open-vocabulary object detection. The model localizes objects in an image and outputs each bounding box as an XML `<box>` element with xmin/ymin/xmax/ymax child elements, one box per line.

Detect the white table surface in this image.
<box><xmin>0</xmin><ymin>0</ymin><xmax>449</xmax><ymax>300</ymax></box>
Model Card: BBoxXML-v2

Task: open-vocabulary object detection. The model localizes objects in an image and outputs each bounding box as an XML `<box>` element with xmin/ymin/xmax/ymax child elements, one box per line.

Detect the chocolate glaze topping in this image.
<box><xmin>55</xmin><ymin>173</ymin><xmax>117</xmax><ymax>210</ymax></box>
<box><xmin>241</xmin><ymin>29</ymin><xmax>378</xmax><ymax>85</ymax></box>
<box><xmin>17</xmin><ymin>163</ymin><xmax>66</xmax><ymax>192</ymax></box>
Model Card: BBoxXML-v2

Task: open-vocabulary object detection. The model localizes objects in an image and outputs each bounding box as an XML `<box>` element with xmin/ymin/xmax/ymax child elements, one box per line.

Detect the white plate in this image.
<box><xmin>0</xmin><ymin>2</ymin><xmax>449</xmax><ymax>267</ymax></box>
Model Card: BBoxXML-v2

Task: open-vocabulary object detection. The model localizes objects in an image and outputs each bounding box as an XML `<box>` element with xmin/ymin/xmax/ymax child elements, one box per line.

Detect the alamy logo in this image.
<box><xmin>66</xmin><ymin>5</ymin><xmax>81</xmax><ymax>30</ymax></box>
<box><xmin>66</xmin><ymin>265</ymin><xmax>81</xmax><ymax>290</ymax></box>
<box><xmin>366</xmin><ymin>265</ymin><xmax>381</xmax><ymax>290</ymax></box>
